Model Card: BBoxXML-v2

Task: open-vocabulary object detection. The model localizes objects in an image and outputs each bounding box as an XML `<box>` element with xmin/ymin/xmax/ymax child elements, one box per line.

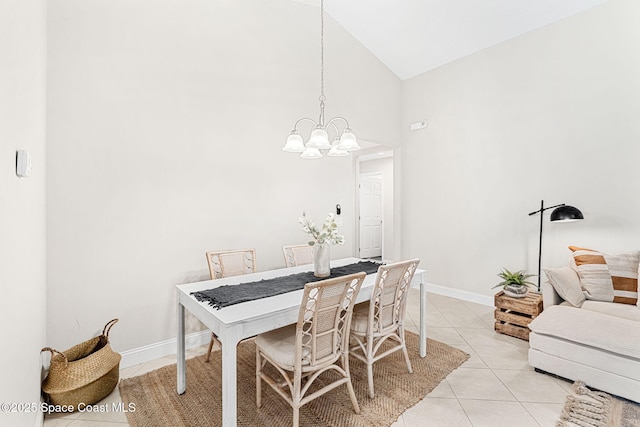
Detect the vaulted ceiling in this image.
<box><xmin>298</xmin><ymin>0</ymin><xmax>607</xmax><ymax>80</ymax></box>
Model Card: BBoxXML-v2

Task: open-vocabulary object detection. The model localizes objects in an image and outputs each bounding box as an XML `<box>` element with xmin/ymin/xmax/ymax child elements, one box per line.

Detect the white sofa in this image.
<box><xmin>528</xmin><ymin>277</ymin><xmax>640</xmax><ymax>402</ymax></box>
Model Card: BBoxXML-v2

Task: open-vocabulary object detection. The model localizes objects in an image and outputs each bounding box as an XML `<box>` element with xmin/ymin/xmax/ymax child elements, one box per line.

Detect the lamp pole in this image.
<box><xmin>528</xmin><ymin>200</ymin><xmax>565</xmax><ymax>291</ymax></box>
<box><xmin>537</xmin><ymin>200</ymin><xmax>544</xmax><ymax>290</ymax></box>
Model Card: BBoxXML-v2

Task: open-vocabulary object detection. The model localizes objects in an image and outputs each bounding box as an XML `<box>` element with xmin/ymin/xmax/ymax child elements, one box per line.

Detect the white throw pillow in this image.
<box><xmin>543</xmin><ymin>266</ymin><xmax>585</xmax><ymax>307</ymax></box>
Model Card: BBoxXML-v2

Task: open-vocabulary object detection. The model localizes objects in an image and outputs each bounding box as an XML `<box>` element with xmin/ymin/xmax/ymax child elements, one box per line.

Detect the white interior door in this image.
<box><xmin>359</xmin><ymin>173</ymin><xmax>383</xmax><ymax>258</ymax></box>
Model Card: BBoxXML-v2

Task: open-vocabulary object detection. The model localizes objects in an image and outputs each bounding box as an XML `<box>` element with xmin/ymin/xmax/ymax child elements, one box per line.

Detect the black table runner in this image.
<box><xmin>192</xmin><ymin>261</ymin><xmax>381</xmax><ymax>310</ymax></box>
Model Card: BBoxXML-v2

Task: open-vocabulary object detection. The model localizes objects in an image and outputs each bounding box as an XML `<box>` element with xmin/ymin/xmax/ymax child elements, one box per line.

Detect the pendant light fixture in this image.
<box><xmin>282</xmin><ymin>0</ymin><xmax>360</xmax><ymax>159</ymax></box>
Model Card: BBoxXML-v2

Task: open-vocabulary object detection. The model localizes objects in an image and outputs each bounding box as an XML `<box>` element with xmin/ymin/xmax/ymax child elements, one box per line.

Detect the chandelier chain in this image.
<box><xmin>320</xmin><ymin>0</ymin><xmax>325</xmax><ymax>103</ymax></box>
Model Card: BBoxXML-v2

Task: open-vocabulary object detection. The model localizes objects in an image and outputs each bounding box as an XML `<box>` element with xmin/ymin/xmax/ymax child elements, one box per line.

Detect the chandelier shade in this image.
<box><xmin>282</xmin><ymin>132</ymin><xmax>305</xmax><ymax>153</ymax></box>
<box><xmin>300</xmin><ymin>146</ymin><xmax>323</xmax><ymax>160</ymax></box>
<box><xmin>282</xmin><ymin>0</ymin><xmax>360</xmax><ymax>159</ymax></box>
<box><xmin>307</xmin><ymin>127</ymin><xmax>331</xmax><ymax>149</ymax></box>
<box><xmin>327</xmin><ymin>139</ymin><xmax>349</xmax><ymax>157</ymax></box>
<box><xmin>337</xmin><ymin>129</ymin><xmax>358</xmax><ymax>151</ymax></box>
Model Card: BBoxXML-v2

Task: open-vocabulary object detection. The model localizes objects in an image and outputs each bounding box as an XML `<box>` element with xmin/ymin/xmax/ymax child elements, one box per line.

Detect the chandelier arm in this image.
<box><xmin>293</xmin><ymin>117</ymin><xmax>320</xmax><ymax>131</ymax></box>
<box><xmin>327</xmin><ymin>121</ymin><xmax>340</xmax><ymax>140</ymax></box>
<box><xmin>325</xmin><ymin>116</ymin><xmax>351</xmax><ymax>130</ymax></box>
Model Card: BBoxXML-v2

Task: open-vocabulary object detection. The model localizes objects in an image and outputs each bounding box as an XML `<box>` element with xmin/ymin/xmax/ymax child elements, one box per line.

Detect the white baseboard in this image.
<box><xmin>425</xmin><ymin>283</ymin><xmax>494</xmax><ymax>307</ymax></box>
<box><xmin>119</xmin><ymin>330</ymin><xmax>210</xmax><ymax>369</ymax></box>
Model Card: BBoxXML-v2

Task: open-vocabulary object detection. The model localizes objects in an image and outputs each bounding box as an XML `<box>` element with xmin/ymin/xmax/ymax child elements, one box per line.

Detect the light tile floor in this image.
<box><xmin>44</xmin><ymin>290</ymin><xmax>571</xmax><ymax>426</ymax></box>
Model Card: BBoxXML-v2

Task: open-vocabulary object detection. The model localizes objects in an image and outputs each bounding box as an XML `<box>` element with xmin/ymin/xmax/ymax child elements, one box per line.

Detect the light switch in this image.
<box><xmin>16</xmin><ymin>150</ymin><xmax>32</xmax><ymax>178</ymax></box>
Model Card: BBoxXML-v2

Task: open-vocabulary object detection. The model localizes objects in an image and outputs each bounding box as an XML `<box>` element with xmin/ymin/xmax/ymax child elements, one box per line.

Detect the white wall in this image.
<box><xmin>359</xmin><ymin>156</ymin><xmax>394</xmax><ymax>260</ymax></box>
<box><xmin>0</xmin><ymin>1</ymin><xmax>47</xmax><ymax>426</ymax></box>
<box><xmin>46</xmin><ymin>0</ymin><xmax>401</xmax><ymax>353</ymax></box>
<box><xmin>401</xmin><ymin>0</ymin><xmax>640</xmax><ymax>297</ymax></box>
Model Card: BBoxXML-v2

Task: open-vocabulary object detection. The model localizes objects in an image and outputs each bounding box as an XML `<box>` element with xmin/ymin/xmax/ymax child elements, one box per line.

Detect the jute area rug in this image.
<box><xmin>557</xmin><ymin>381</ymin><xmax>640</xmax><ymax>427</ymax></box>
<box><xmin>119</xmin><ymin>332</ymin><xmax>469</xmax><ymax>427</ymax></box>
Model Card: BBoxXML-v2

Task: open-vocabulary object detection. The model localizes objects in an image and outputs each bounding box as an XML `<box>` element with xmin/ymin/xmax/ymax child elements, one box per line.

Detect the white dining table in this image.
<box><xmin>176</xmin><ymin>257</ymin><xmax>427</xmax><ymax>427</ymax></box>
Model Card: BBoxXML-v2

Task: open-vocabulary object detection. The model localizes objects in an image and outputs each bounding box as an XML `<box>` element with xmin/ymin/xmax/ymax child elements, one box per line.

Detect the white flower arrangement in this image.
<box><xmin>298</xmin><ymin>212</ymin><xmax>345</xmax><ymax>246</ymax></box>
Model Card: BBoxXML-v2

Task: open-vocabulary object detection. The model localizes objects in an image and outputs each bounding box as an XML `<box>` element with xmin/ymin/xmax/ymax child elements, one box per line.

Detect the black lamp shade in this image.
<box><xmin>550</xmin><ymin>205</ymin><xmax>584</xmax><ymax>222</ymax></box>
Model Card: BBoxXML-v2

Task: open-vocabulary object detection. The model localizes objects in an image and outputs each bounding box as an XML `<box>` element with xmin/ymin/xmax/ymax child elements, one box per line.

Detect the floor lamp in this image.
<box><xmin>528</xmin><ymin>200</ymin><xmax>584</xmax><ymax>291</ymax></box>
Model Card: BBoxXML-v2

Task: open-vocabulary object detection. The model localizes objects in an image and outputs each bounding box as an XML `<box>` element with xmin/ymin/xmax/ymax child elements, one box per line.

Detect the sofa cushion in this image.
<box><xmin>569</xmin><ymin>246</ymin><xmax>639</xmax><ymax>305</ymax></box>
<box><xmin>543</xmin><ymin>266</ymin><xmax>585</xmax><ymax>307</ymax></box>
<box><xmin>528</xmin><ymin>305</ymin><xmax>640</xmax><ymax>360</ymax></box>
<box><xmin>581</xmin><ymin>300</ymin><xmax>640</xmax><ymax>322</ymax></box>
<box><xmin>529</xmin><ymin>333</ymin><xmax>640</xmax><ymax>381</ymax></box>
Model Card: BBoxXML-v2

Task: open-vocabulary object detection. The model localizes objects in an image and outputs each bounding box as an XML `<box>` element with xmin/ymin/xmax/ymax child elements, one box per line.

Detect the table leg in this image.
<box><xmin>221</xmin><ymin>332</ymin><xmax>240</xmax><ymax>427</ymax></box>
<box><xmin>177</xmin><ymin>301</ymin><xmax>186</xmax><ymax>394</ymax></box>
<box><xmin>419</xmin><ymin>271</ymin><xmax>427</xmax><ymax>358</ymax></box>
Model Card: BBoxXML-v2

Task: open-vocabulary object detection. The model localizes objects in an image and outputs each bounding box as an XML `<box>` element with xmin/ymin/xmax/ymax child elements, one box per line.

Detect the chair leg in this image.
<box><xmin>343</xmin><ymin>353</ymin><xmax>361</xmax><ymax>413</ymax></box>
<box><xmin>402</xmin><ymin>345</ymin><xmax>413</xmax><ymax>374</ymax></box>
<box><xmin>256</xmin><ymin>350</ymin><xmax>262</xmax><ymax>408</ymax></box>
<box><xmin>346</xmin><ymin>376</ymin><xmax>361</xmax><ymax>414</ymax></box>
<box><xmin>399</xmin><ymin>328</ymin><xmax>413</xmax><ymax>373</ymax></box>
<box><xmin>205</xmin><ymin>332</ymin><xmax>217</xmax><ymax>362</ymax></box>
<box><xmin>293</xmin><ymin>406</ymin><xmax>299</xmax><ymax>427</ymax></box>
<box><xmin>365</xmin><ymin>335</ymin><xmax>376</xmax><ymax>398</ymax></box>
<box><xmin>292</xmin><ymin>372</ymin><xmax>303</xmax><ymax>427</ymax></box>
<box><xmin>367</xmin><ymin>363</ymin><xmax>375</xmax><ymax>399</ymax></box>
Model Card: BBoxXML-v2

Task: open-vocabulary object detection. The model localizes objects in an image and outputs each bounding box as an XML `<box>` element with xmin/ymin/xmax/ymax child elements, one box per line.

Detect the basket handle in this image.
<box><xmin>41</xmin><ymin>347</ymin><xmax>68</xmax><ymax>368</ymax></box>
<box><xmin>102</xmin><ymin>318</ymin><xmax>119</xmax><ymax>337</ymax></box>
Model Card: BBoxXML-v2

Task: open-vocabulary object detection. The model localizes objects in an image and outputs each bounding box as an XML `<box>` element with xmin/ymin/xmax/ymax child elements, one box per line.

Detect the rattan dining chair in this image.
<box><xmin>255</xmin><ymin>272</ymin><xmax>366</xmax><ymax>427</ymax></box>
<box><xmin>349</xmin><ymin>258</ymin><xmax>420</xmax><ymax>398</ymax></box>
<box><xmin>204</xmin><ymin>248</ymin><xmax>256</xmax><ymax>362</ymax></box>
<box><xmin>205</xmin><ymin>248</ymin><xmax>256</xmax><ymax>280</ymax></box>
<box><xmin>282</xmin><ymin>244</ymin><xmax>314</xmax><ymax>267</ymax></box>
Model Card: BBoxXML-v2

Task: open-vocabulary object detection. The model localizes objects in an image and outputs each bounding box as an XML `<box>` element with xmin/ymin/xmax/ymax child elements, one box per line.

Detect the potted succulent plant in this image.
<box><xmin>493</xmin><ymin>268</ymin><xmax>536</xmax><ymax>298</ymax></box>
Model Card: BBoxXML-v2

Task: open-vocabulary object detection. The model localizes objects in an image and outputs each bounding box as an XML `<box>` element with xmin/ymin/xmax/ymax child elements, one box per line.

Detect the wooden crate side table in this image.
<box><xmin>494</xmin><ymin>291</ymin><xmax>543</xmax><ymax>341</ymax></box>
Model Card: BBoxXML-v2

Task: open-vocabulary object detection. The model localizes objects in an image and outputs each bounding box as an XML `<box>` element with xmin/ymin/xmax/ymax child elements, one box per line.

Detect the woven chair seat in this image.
<box><xmin>350</xmin><ymin>302</ymin><xmax>371</xmax><ymax>333</ymax></box>
<box><xmin>255</xmin><ymin>325</ymin><xmax>313</xmax><ymax>370</ymax></box>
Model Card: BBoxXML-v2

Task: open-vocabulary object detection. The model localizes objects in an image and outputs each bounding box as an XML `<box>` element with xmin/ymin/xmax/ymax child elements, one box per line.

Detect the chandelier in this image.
<box><xmin>282</xmin><ymin>0</ymin><xmax>360</xmax><ymax>159</ymax></box>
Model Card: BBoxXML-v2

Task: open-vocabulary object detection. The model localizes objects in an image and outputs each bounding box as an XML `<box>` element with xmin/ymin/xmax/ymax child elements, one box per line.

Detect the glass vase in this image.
<box><xmin>313</xmin><ymin>243</ymin><xmax>330</xmax><ymax>278</ymax></box>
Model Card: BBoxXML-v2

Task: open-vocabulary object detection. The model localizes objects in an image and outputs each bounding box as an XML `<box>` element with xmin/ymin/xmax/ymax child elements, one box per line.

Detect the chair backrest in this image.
<box><xmin>295</xmin><ymin>272</ymin><xmax>366</xmax><ymax>369</ymax></box>
<box><xmin>368</xmin><ymin>259</ymin><xmax>420</xmax><ymax>334</ymax></box>
<box><xmin>282</xmin><ymin>244</ymin><xmax>314</xmax><ymax>267</ymax></box>
<box><xmin>205</xmin><ymin>249</ymin><xmax>256</xmax><ymax>280</ymax></box>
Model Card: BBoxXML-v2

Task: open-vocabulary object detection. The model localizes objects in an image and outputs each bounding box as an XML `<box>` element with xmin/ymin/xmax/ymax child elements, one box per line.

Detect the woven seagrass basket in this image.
<box><xmin>41</xmin><ymin>319</ymin><xmax>121</xmax><ymax>410</ymax></box>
